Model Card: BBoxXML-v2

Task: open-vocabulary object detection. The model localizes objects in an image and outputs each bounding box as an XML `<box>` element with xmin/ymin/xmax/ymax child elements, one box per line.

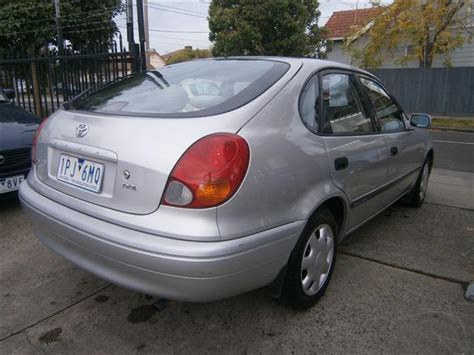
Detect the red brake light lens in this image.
<box><xmin>163</xmin><ymin>133</ymin><xmax>250</xmax><ymax>208</ymax></box>
<box><xmin>32</xmin><ymin>118</ymin><xmax>48</xmax><ymax>165</ymax></box>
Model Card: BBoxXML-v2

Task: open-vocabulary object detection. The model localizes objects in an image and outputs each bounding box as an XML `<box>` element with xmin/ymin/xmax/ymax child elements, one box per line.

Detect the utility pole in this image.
<box><xmin>126</xmin><ymin>0</ymin><xmax>140</xmax><ymax>72</ymax></box>
<box><xmin>126</xmin><ymin>0</ymin><xmax>135</xmax><ymax>51</ymax></box>
<box><xmin>144</xmin><ymin>0</ymin><xmax>150</xmax><ymax>69</ymax></box>
<box><xmin>136</xmin><ymin>0</ymin><xmax>147</xmax><ymax>71</ymax></box>
<box><xmin>54</xmin><ymin>0</ymin><xmax>64</xmax><ymax>55</ymax></box>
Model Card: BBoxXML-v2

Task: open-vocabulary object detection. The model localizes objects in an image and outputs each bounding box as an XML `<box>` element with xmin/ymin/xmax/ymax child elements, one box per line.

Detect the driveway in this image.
<box><xmin>427</xmin><ymin>130</ymin><xmax>474</xmax><ymax>210</ymax></box>
<box><xmin>0</xmin><ymin>131</ymin><xmax>473</xmax><ymax>354</ymax></box>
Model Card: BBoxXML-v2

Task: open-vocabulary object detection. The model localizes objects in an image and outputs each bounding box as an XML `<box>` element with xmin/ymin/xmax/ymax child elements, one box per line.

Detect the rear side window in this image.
<box><xmin>299</xmin><ymin>75</ymin><xmax>320</xmax><ymax>132</ymax></box>
<box><xmin>321</xmin><ymin>73</ymin><xmax>374</xmax><ymax>134</ymax></box>
<box><xmin>359</xmin><ymin>77</ymin><xmax>405</xmax><ymax>132</ymax></box>
<box><xmin>69</xmin><ymin>60</ymin><xmax>289</xmax><ymax>118</ymax></box>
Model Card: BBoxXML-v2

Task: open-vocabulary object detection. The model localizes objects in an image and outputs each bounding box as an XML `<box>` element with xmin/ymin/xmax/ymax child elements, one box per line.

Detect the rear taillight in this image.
<box><xmin>162</xmin><ymin>133</ymin><xmax>250</xmax><ymax>208</ymax></box>
<box><xmin>32</xmin><ymin>118</ymin><xmax>48</xmax><ymax>165</ymax></box>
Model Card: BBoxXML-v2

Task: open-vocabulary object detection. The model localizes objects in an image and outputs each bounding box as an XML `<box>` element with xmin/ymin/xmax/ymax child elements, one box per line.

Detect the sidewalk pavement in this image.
<box><xmin>426</xmin><ymin>169</ymin><xmax>474</xmax><ymax>210</ymax></box>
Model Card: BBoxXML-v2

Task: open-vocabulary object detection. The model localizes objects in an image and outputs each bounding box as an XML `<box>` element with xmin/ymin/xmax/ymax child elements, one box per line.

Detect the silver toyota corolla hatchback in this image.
<box><xmin>20</xmin><ymin>58</ymin><xmax>433</xmax><ymax>309</ymax></box>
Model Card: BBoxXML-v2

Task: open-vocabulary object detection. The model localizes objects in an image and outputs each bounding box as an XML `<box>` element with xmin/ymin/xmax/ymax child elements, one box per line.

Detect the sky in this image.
<box><xmin>116</xmin><ymin>0</ymin><xmax>393</xmax><ymax>55</ymax></box>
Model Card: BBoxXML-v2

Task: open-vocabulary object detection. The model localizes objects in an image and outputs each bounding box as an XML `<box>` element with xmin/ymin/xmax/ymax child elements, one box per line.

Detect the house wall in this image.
<box><xmin>327</xmin><ymin>41</ymin><xmax>351</xmax><ymax>65</ymax></box>
<box><xmin>327</xmin><ymin>14</ymin><xmax>474</xmax><ymax>69</ymax></box>
<box><xmin>149</xmin><ymin>56</ymin><xmax>166</xmax><ymax>69</ymax></box>
<box><xmin>327</xmin><ymin>35</ymin><xmax>474</xmax><ymax>68</ymax></box>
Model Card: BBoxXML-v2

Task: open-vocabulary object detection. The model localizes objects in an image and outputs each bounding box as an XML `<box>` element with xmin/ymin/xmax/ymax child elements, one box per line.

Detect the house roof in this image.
<box><xmin>162</xmin><ymin>46</ymin><xmax>193</xmax><ymax>60</ymax></box>
<box><xmin>324</xmin><ymin>7</ymin><xmax>384</xmax><ymax>40</ymax></box>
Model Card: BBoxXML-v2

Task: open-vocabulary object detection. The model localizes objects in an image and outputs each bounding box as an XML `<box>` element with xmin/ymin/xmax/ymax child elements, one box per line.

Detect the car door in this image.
<box><xmin>318</xmin><ymin>71</ymin><xmax>390</xmax><ymax>230</ymax></box>
<box><xmin>357</xmin><ymin>76</ymin><xmax>425</xmax><ymax>200</ymax></box>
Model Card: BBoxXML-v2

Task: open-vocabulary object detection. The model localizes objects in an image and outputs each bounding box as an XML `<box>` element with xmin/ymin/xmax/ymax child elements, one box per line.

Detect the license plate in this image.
<box><xmin>57</xmin><ymin>154</ymin><xmax>104</xmax><ymax>193</ymax></box>
<box><xmin>0</xmin><ymin>175</ymin><xmax>24</xmax><ymax>194</ymax></box>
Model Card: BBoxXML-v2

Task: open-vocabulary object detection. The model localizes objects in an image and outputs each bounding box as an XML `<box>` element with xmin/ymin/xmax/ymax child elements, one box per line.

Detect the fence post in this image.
<box><xmin>30</xmin><ymin>61</ymin><xmax>43</xmax><ymax>117</ymax></box>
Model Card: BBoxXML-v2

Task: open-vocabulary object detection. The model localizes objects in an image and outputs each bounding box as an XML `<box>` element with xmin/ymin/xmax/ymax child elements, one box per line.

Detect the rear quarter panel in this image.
<box><xmin>216</xmin><ymin>65</ymin><xmax>349</xmax><ymax>240</ymax></box>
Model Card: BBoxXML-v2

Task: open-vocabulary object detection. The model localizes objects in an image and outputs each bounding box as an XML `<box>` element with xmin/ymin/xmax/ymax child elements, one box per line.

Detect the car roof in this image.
<box><xmin>206</xmin><ymin>56</ymin><xmax>374</xmax><ymax>77</ymax></box>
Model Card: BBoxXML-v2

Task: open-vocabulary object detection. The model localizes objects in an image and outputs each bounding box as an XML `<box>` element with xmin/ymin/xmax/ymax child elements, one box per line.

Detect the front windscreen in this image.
<box><xmin>69</xmin><ymin>59</ymin><xmax>290</xmax><ymax>118</ymax></box>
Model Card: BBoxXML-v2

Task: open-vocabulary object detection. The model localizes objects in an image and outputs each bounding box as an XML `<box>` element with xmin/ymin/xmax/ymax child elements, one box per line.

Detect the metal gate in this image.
<box><xmin>0</xmin><ymin>35</ymin><xmax>138</xmax><ymax>118</ymax></box>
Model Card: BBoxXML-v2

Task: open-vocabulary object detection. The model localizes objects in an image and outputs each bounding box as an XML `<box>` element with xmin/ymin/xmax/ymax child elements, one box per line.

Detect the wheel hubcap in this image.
<box><xmin>419</xmin><ymin>164</ymin><xmax>430</xmax><ymax>200</ymax></box>
<box><xmin>300</xmin><ymin>224</ymin><xmax>335</xmax><ymax>296</ymax></box>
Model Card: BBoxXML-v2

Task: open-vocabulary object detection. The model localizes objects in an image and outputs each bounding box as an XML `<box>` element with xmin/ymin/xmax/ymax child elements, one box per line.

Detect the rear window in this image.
<box><xmin>68</xmin><ymin>59</ymin><xmax>290</xmax><ymax>118</ymax></box>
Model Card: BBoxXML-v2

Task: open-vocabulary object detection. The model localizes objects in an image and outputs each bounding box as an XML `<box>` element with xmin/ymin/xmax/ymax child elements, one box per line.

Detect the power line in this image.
<box><xmin>148</xmin><ymin>4</ymin><xmax>207</xmax><ymax>18</ymax></box>
<box><xmin>0</xmin><ymin>20</ymin><xmax>119</xmax><ymax>38</ymax></box>
<box><xmin>0</xmin><ymin>25</ymin><xmax>120</xmax><ymax>38</ymax></box>
<box><xmin>0</xmin><ymin>7</ymin><xmax>121</xmax><ymax>27</ymax></box>
<box><xmin>148</xmin><ymin>28</ymin><xmax>208</xmax><ymax>33</ymax></box>
<box><xmin>116</xmin><ymin>24</ymin><xmax>208</xmax><ymax>40</ymax></box>
<box><xmin>0</xmin><ymin>1</ymin><xmax>119</xmax><ymax>15</ymax></box>
<box><xmin>148</xmin><ymin>35</ymin><xmax>210</xmax><ymax>43</ymax></box>
<box><xmin>0</xmin><ymin>2</ymin><xmax>51</xmax><ymax>13</ymax></box>
<box><xmin>147</xmin><ymin>2</ymin><xmax>208</xmax><ymax>16</ymax></box>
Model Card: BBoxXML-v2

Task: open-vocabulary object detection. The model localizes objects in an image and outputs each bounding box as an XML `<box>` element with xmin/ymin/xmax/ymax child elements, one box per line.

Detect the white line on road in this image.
<box><xmin>433</xmin><ymin>140</ymin><xmax>474</xmax><ymax>145</ymax></box>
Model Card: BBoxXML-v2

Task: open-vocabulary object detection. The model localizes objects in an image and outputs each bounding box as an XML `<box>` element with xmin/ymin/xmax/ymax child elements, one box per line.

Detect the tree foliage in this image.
<box><xmin>346</xmin><ymin>0</ymin><xmax>472</xmax><ymax>68</ymax></box>
<box><xmin>0</xmin><ymin>0</ymin><xmax>124</xmax><ymax>57</ymax></box>
<box><xmin>208</xmin><ymin>0</ymin><xmax>327</xmax><ymax>58</ymax></box>
<box><xmin>167</xmin><ymin>48</ymin><xmax>212</xmax><ymax>64</ymax></box>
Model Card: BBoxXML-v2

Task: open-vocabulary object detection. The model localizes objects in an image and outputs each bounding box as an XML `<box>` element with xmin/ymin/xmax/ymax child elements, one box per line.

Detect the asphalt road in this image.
<box><xmin>430</xmin><ymin>130</ymin><xmax>474</xmax><ymax>173</ymax></box>
<box><xmin>0</xmin><ymin>129</ymin><xmax>473</xmax><ymax>354</ymax></box>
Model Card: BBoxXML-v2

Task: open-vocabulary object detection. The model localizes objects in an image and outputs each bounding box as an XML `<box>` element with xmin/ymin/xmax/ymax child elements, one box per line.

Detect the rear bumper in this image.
<box><xmin>19</xmin><ymin>181</ymin><xmax>304</xmax><ymax>302</ymax></box>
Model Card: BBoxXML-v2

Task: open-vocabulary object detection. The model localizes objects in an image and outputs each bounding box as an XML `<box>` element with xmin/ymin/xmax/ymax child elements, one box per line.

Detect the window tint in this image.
<box><xmin>321</xmin><ymin>73</ymin><xmax>374</xmax><ymax>134</ymax></box>
<box><xmin>69</xmin><ymin>60</ymin><xmax>289</xmax><ymax>118</ymax></box>
<box><xmin>299</xmin><ymin>75</ymin><xmax>319</xmax><ymax>132</ymax></box>
<box><xmin>360</xmin><ymin>77</ymin><xmax>405</xmax><ymax>132</ymax></box>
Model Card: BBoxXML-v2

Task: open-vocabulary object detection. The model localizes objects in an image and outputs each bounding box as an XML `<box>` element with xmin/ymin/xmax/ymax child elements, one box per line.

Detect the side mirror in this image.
<box><xmin>410</xmin><ymin>113</ymin><xmax>431</xmax><ymax>128</ymax></box>
<box><xmin>2</xmin><ymin>88</ymin><xmax>15</xmax><ymax>99</ymax></box>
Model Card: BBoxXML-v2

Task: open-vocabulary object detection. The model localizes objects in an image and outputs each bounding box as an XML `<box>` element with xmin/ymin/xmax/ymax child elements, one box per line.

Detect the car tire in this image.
<box><xmin>280</xmin><ymin>208</ymin><xmax>337</xmax><ymax>310</ymax></box>
<box><xmin>404</xmin><ymin>157</ymin><xmax>432</xmax><ymax>208</ymax></box>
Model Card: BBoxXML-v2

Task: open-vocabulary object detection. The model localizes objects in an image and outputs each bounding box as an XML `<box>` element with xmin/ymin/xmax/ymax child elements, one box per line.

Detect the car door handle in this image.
<box><xmin>334</xmin><ymin>157</ymin><xmax>349</xmax><ymax>171</ymax></box>
<box><xmin>390</xmin><ymin>146</ymin><xmax>398</xmax><ymax>156</ymax></box>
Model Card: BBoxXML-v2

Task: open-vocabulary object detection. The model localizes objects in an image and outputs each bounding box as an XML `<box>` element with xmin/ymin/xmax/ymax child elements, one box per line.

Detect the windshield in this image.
<box><xmin>69</xmin><ymin>59</ymin><xmax>290</xmax><ymax>118</ymax></box>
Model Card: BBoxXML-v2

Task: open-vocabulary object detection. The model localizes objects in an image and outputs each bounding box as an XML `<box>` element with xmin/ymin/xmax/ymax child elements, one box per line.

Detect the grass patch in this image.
<box><xmin>431</xmin><ymin>117</ymin><xmax>474</xmax><ymax>129</ymax></box>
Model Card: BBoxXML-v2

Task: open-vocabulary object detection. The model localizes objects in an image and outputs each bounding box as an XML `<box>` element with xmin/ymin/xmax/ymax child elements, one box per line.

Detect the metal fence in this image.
<box><xmin>0</xmin><ymin>35</ymin><xmax>138</xmax><ymax>118</ymax></box>
<box><xmin>370</xmin><ymin>67</ymin><xmax>474</xmax><ymax>116</ymax></box>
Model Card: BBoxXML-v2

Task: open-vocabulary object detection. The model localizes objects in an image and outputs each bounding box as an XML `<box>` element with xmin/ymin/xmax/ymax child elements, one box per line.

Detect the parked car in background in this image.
<box><xmin>0</xmin><ymin>89</ymin><xmax>40</xmax><ymax>199</ymax></box>
<box><xmin>19</xmin><ymin>58</ymin><xmax>433</xmax><ymax>309</ymax></box>
<box><xmin>54</xmin><ymin>82</ymin><xmax>81</xmax><ymax>98</ymax></box>
<box><xmin>8</xmin><ymin>79</ymin><xmax>33</xmax><ymax>96</ymax></box>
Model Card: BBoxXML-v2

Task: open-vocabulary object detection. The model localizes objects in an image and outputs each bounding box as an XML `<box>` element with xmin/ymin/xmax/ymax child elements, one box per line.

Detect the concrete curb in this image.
<box><xmin>429</xmin><ymin>126</ymin><xmax>474</xmax><ymax>133</ymax></box>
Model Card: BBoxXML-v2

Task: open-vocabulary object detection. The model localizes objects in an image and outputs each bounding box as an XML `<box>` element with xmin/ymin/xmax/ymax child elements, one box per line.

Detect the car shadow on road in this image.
<box><xmin>0</xmin><ymin>195</ymin><xmax>21</xmax><ymax>215</ymax></box>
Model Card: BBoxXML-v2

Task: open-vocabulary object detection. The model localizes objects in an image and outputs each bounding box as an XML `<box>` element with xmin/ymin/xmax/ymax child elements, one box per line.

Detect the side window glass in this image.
<box><xmin>321</xmin><ymin>73</ymin><xmax>374</xmax><ymax>134</ymax></box>
<box><xmin>299</xmin><ymin>75</ymin><xmax>320</xmax><ymax>132</ymax></box>
<box><xmin>360</xmin><ymin>78</ymin><xmax>405</xmax><ymax>132</ymax></box>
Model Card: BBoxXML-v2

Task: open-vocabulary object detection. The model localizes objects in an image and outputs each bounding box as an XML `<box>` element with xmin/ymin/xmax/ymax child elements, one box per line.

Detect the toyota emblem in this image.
<box><xmin>76</xmin><ymin>123</ymin><xmax>89</xmax><ymax>138</ymax></box>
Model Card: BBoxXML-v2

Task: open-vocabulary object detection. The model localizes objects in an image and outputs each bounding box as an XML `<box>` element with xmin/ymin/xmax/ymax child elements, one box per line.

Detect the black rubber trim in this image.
<box><xmin>350</xmin><ymin>166</ymin><xmax>421</xmax><ymax>208</ymax></box>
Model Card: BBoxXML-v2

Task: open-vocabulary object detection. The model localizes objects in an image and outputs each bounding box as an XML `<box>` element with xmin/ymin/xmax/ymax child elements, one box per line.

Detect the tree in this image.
<box><xmin>0</xmin><ymin>0</ymin><xmax>124</xmax><ymax>57</ymax></box>
<box><xmin>208</xmin><ymin>0</ymin><xmax>327</xmax><ymax>58</ymax></box>
<box><xmin>346</xmin><ymin>0</ymin><xmax>472</xmax><ymax>68</ymax></box>
<box><xmin>167</xmin><ymin>48</ymin><xmax>212</xmax><ymax>64</ymax></box>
